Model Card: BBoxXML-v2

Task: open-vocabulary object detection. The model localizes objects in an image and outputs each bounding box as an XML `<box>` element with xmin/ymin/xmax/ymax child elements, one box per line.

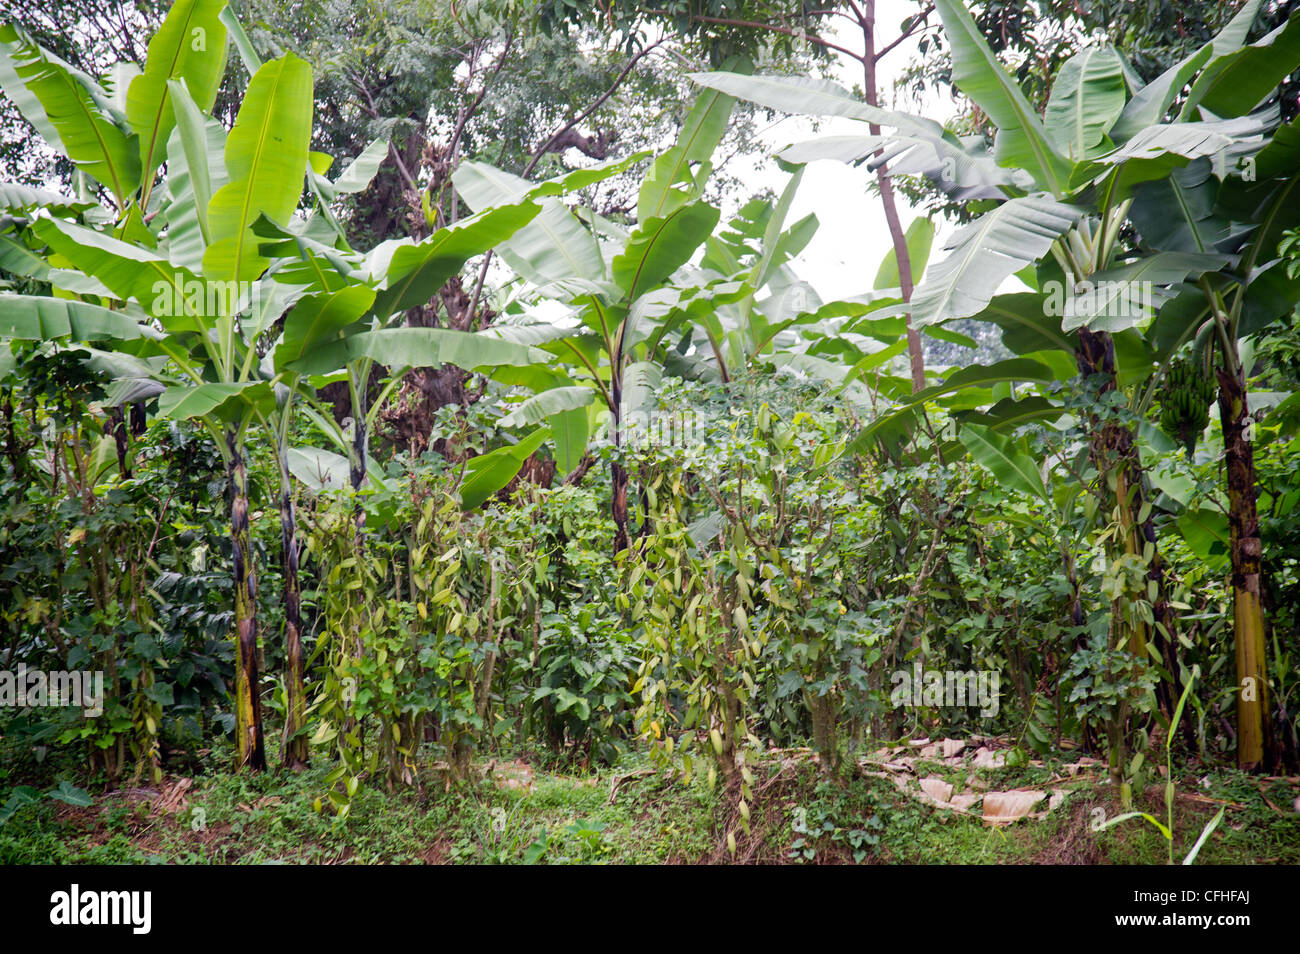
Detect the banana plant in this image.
<box><xmin>451</xmin><ymin>84</ymin><xmax>915</xmax><ymax>547</ymax></box>
<box><xmin>0</xmin><ymin>0</ymin><xmax>292</xmax><ymax>770</ymax></box>
<box><xmin>693</xmin><ymin>0</ymin><xmax>1298</xmax><ymax>777</ymax></box>
<box><xmin>1125</xmin><ymin>45</ymin><xmax>1300</xmax><ymax>771</ymax></box>
<box><xmin>0</xmin><ymin>1</ymin><xmax>557</xmax><ymax>770</ymax></box>
<box><xmin>452</xmin><ymin>87</ymin><xmax>736</xmax><ymax>551</ymax></box>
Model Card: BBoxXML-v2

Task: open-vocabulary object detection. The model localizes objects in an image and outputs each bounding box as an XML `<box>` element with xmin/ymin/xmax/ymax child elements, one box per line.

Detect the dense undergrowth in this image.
<box><xmin>2</xmin><ymin>735</ymin><xmax>1295</xmax><ymax>865</ymax></box>
<box><xmin>2</xmin><ymin>0</ymin><xmax>1300</xmax><ymax>867</ymax></box>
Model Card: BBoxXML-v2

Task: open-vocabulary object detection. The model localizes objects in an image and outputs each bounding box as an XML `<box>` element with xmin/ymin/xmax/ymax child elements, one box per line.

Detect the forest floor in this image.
<box><xmin>2</xmin><ymin>736</ymin><xmax>1297</xmax><ymax>864</ymax></box>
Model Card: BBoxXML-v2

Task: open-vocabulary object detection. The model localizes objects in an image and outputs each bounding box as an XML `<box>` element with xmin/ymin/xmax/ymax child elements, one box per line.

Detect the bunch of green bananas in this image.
<box><xmin>1158</xmin><ymin>355</ymin><xmax>1217</xmax><ymax>455</ymax></box>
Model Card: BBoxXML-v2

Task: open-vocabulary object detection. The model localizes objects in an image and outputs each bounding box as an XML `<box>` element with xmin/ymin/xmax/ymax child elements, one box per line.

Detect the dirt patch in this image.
<box><xmin>421</xmin><ymin>836</ymin><xmax>452</xmax><ymax>865</ymax></box>
<box><xmin>1031</xmin><ymin>794</ymin><xmax>1106</xmax><ymax>865</ymax></box>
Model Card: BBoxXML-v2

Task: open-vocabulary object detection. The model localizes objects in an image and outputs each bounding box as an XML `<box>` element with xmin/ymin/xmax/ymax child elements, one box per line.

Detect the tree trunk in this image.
<box><xmin>278</xmin><ymin>445</ymin><xmax>308</xmax><ymax>769</ymax></box>
<box><xmin>1076</xmin><ymin>329</ymin><xmax>1180</xmax><ymax>658</ymax></box>
<box><xmin>227</xmin><ymin>430</ymin><xmax>266</xmax><ymax>771</ymax></box>
<box><xmin>1076</xmin><ymin>329</ymin><xmax>1188</xmax><ymax>767</ymax></box>
<box><xmin>611</xmin><ymin>350</ymin><xmax>630</xmax><ymax>553</ymax></box>
<box><xmin>350</xmin><ymin>385</ymin><xmax>368</xmax><ymax>503</ymax></box>
<box><xmin>862</xmin><ymin>1</ymin><xmax>926</xmax><ymax>392</ymax></box>
<box><xmin>1216</xmin><ymin>364</ymin><xmax>1272</xmax><ymax>772</ymax></box>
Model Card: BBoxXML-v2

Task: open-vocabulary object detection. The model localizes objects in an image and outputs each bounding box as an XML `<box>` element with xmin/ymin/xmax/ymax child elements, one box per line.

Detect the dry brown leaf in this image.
<box><xmin>154</xmin><ymin>777</ymin><xmax>191</xmax><ymax>814</ymax></box>
<box><xmin>880</xmin><ymin>757</ymin><xmax>917</xmax><ymax>773</ymax></box>
<box><xmin>919</xmin><ymin>776</ymin><xmax>954</xmax><ymax>804</ymax></box>
<box><xmin>982</xmin><ymin>789</ymin><xmax>1045</xmax><ymax>825</ymax></box>
<box><xmin>972</xmin><ymin>747</ymin><xmax>1008</xmax><ymax>769</ymax></box>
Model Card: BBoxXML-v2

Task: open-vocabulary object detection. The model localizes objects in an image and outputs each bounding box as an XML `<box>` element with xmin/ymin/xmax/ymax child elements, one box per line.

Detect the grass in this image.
<box><xmin>0</xmin><ymin>742</ymin><xmax>1295</xmax><ymax>864</ymax></box>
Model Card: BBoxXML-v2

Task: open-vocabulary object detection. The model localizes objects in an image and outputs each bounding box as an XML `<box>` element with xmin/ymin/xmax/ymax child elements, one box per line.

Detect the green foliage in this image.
<box><xmin>0</xmin><ymin>0</ymin><xmax>1297</xmax><ymax>867</ymax></box>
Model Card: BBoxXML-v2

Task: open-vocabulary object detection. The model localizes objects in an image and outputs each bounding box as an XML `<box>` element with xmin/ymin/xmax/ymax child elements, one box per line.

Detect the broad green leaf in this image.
<box><xmin>0</xmin><ymin>183</ymin><xmax>92</xmax><ymax>215</ymax></box>
<box><xmin>910</xmin><ymin>197</ymin><xmax>1080</xmax><ymax>326</ymax></box>
<box><xmin>689</xmin><ymin>71</ymin><xmax>945</xmax><ymax>138</ymax></box>
<box><xmin>550</xmin><ymin>407</ymin><xmax>588</xmax><ymax>475</ymax></box>
<box><xmin>638</xmin><ymin>83</ymin><xmax>736</xmax><ymax>221</ymax></box>
<box><xmin>327</xmin><ymin>138</ymin><xmax>389</xmax><ymax>196</ymax></box>
<box><xmin>157</xmin><ymin>380</ymin><xmax>271</xmax><ymax>422</ymax></box>
<box><xmin>959</xmin><ymin>422</ymin><xmax>1047</xmax><ymax>500</ymax></box>
<box><xmin>956</xmin><ymin>396</ymin><xmax>1064</xmax><ymax>432</ymax></box>
<box><xmin>1110</xmin><ymin>47</ymin><xmax>1212</xmax><ymax>142</ymax></box>
<box><xmin>0</xmin><ymin>787</ymin><xmax>40</xmax><ymax>825</ymax></box>
<box><xmin>746</xmin><ymin>168</ymin><xmax>806</xmax><ymax>292</ymax></box>
<box><xmin>47</xmin><ymin>781</ymin><xmax>93</xmax><ymax>807</ymax></box>
<box><xmin>1240</xmin><ymin>257</ymin><xmax>1300</xmax><ymax>337</ymax></box>
<box><xmin>844</xmin><ymin>358</ymin><xmax>1062</xmax><ymax>457</ymax></box>
<box><xmin>933</xmin><ymin>0</ymin><xmax>1072</xmax><ymax>194</ymax></box>
<box><xmin>874</xmin><ymin>217</ymin><xmax>935</xmax><ymax>291</ymax></box>
<box><xmin>454</xmin><ymin>169</ymin><xmax>603</xmax><ymax>287</ymax></box>
<box><xmin>613</xmin><ymin>202</ymin><xmax>720</xmax><ymax>301</ymax></box>
<box><xmin>452</xmin><ymin>155</ymin><xmax>649</xmax><ymax>290</ymax></box>
<box><xmin>289</xmin><ymin>326</ymin><xmax>548</xmax><ymax>376</ymax></box>
<box><xmin>1182</xmin><ymin>13</ymin><xmax>1300</xmax><ymax>120</ymax></box>
<box><xmin>33</xmin><ymin>217</ymin><xmax>194</xmax><ymax>313</ymax></box>
<box><xmin>497</xmin><ymin>386</ymin><xmax>594</xmax><ymax>429</ymax></box>
<box><xmin>163</xmin><ymin>78</ymin><xmax>229</xmax><ymax>268</ymax></box>
<box><xmin>1044</xmin><ymin>45</ymin><xmax>1128</xmax><ymax>160</ymax></box>
<box><xmin>204</xmin><ymin>53</ymin><xmax>312</xmax><ymax>282</ymax></box>
<box><xmin>455</xmin><ymin>152</ymin><xmax>648</xmax><ymax>208</ymax></box>
<box><xmin>1150</xmin><ymin>285</ymin><xmax>1214</xmax><ymax>363</ymax></box>
<box><xmin>620</xmin><ymin>360</ymin><xmax>661</xmax><ymax>417</ymax></box>
<box><xmin>0</xmin><ymin>25</ymin><xmax>140</xmax><ymax>202</ymax></box>
<box><xmin>1060</xmin><ymin>252</ymin><xmax>1230</xmax><ymax>332</ymax></box>
<box><xmin>0</xmin><ymin>294</ymin><xmax>151</xmax><ymax>341</ymax></box>
<box><xmin>779</xmin><ymin>132</ymin><xmax>1021</xmax><ymax>200</ymax></box>
<box><xmin>369</xmin><ymin>202</ymin><xmax>542</xmax><ymax>317</ymax></box>
<box><xmin>1177</xmin><ymin>507</ymin><xmax>1230</xmax><ymax>572</ymax></box>
<box><xmin>219</xmin><ymin>4</ymin><xmax>261</xmax><ymax>76</ymax></box>
<box><xmin>125</xmin><ymin>0</ymin><xmax>228</xmax><ymax>181</ymax></box>
<box><xmin>459</xmin><ymin>427</ymin><xmax>550</xmax><ymax>509</ymax></box>
<box><xmin>274</xmin><ymin>284</ymin><xmax>376</xmax><ymax>368</ymax></box>
<box><xmin>1093</xmin><ymin>121</ymin><xmax>1240</xmax><ymax>168</ymax></box>
<box><xmin>975</xmin><ymin>293</ymin><xmax>1073</xmax><ymax>355</ymax></box>
<box><xmin>288</xmin><ymin>445</ymin><xmax>351</xmax><ymax>491</ymax></box>
<box><xmin>0</xmin><ymin>232</ymin><xmax>51</xmax><ymax>280</ymax></box>
<box><xmin>1130</xmin><ymin>161</ymin><xmax>1237</xmax><ymax>253</ymax></box>
<box><xmin>904</xmin><ymin>357</ymin><xmax>1061</xmax><ymax>407</ymax></box>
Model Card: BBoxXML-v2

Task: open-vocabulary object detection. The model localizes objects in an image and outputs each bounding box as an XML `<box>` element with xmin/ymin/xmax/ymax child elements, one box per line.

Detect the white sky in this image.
<box><xmin>731</xmin><ymin>0</ymin><xmax>959</xmax><ymax>301</ymax></box>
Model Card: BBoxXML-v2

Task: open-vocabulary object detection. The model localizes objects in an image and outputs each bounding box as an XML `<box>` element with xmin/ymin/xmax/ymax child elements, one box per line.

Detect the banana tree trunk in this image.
<box><xmin>349</xmin><ymin>380</ymin><xmax>369</xmax><ymax>541</ymax></box>
<box><xmin>227</xmin><ymin>430</ymin><xmax>267</xmax><ymax>771</ymax></box>
<box><xmin>611</xmin><ymin>358</ymin><xmax>629</xmax><ymax>554</ymax></box>
<box><xmin>278</xmin><ymin>445</ymin><xmax>308</xmax><ymax>769</ymax></box>
<box><xmin>1076</xmin><ymin>329</ymin><xmax>1187</xmax><ymax>747</ymax></box>
<box><xmin>1216</xmin><ymin>364</ymin><xmax>1272</xmax><ymax>772</ymax></box>
<box><xmin>108</xmin><ymin>406</ymin><xmax>132</xmax><ymax>479</ymax></box>
<box><xmin>1076</xmin><ymin>331</ymin><xmax>1149</xmax><ymax>656</ymax></box>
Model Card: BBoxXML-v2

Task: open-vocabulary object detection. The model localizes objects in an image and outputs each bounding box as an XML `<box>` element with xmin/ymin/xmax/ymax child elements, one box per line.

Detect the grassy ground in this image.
<box><xmin>1</xmin><ymin>739</ymin><xmax>1296</xmax><ymax>864</ymax></box>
